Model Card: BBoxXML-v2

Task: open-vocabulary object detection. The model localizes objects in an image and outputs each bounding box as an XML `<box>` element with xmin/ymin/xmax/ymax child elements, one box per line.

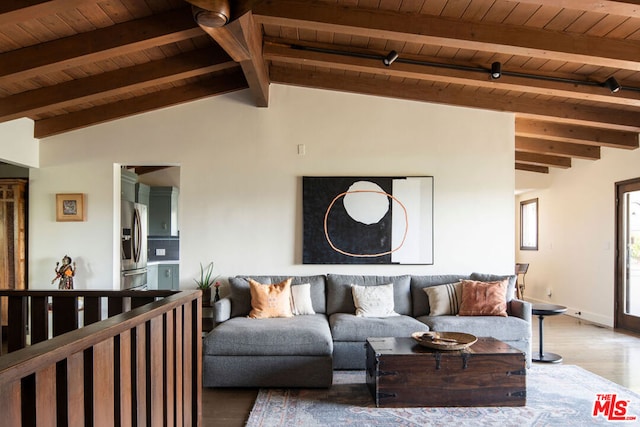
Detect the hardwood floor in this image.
<box><xmin>201</xmin><ymin>315</ymin><xmax>640</xmax><ymax>427</ymax></box>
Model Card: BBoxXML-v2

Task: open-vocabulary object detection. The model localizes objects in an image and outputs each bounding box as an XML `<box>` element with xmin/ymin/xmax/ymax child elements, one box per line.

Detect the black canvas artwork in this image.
<box><xmin>302</xmin><ymin>176</ymin><xmax>433</xmax><ymax>265</ymax></box>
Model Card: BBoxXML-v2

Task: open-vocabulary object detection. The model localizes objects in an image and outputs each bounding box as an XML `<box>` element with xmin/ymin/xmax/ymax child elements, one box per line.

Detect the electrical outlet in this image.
<box><xmin>156</xmin><ymin>248</ymin><xmax>166</xmax><ymax>256</ymax></box>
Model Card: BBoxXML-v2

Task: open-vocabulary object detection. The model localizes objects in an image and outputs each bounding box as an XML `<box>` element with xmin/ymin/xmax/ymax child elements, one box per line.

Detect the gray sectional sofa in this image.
<box><xmin>203</xmin><ymin>273</ymin><xmax>532</xmax><ymax>388</ymax></box>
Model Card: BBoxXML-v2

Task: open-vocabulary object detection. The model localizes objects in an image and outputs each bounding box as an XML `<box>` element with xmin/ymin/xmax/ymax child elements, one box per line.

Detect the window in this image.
<box><xmin>520</xmin><ymin>198</ymin><xmax>538</xmax><ymax>250</ymax></box>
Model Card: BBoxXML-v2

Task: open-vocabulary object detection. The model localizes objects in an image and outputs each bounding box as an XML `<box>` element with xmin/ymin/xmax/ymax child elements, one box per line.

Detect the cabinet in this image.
<box><xmin>147</xmin><ymin>263</ymin><xmax>179</xmax><ymax>290</ymax></box>
<box><xmin>135</xmin><ymin>183</ymin><xmax>150</xmax><ymax>206</ymax></box>
<box><xmin>121</xmin><ymin>169</ymin><xmax>138</xmax><ymax>202</ymax></box>
<box><xmin>149</xmin><ymin>186</ymin><xmax>179</xmax><ymax>236</ymax></box>
<box><xmin>146</xmin><ymin>264</ymin><xmax>158</xmax><ymax>290</ymax></box>
<box><xmin>157</xmin><ymin>264</ymin><xmax>179</xmax><ymax>290</ymax></box>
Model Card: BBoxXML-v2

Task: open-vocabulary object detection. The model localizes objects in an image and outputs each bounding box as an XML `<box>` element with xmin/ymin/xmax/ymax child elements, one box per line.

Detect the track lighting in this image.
<box><xmin>603</xmin><ymin>76</ymin><xmax>621</xmax><ymax>93</ymax></box>
<box><xmin>491</xmin><ymin>62</ymin><xmax>501</xmax><ymax>79</ymax></box>
<box><xmin>383</xmin><ymin>50</ymin><xmax>399</xmax><ymax>66</ymax></box>
<box><xmin>289</xmin><ymin>44</ymin><xmax>640</xmax><ymax>95</ymax></box>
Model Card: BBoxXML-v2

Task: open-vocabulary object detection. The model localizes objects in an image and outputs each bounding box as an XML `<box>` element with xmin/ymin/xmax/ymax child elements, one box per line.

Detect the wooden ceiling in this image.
<box><xmin>2</xmin><ymin>0</ymin><xmax>639</xmax><ymax>174</ymax></box>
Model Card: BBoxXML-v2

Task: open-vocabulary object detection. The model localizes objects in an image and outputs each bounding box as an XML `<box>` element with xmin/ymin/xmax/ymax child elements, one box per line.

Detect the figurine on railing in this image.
<box><xmin>52</xmin><ymin>255</ymin><xmax>76</xmax><ymax>289</ymax></box>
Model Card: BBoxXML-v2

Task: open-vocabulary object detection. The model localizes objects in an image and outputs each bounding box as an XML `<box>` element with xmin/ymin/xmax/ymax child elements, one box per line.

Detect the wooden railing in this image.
<box><xmin>0</xmin><ymin>290</ymin><xmax>202</xmax><ymax>426</ymax></box>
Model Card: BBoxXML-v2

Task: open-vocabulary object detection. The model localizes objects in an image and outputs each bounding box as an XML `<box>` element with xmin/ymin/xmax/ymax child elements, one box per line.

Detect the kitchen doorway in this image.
<box><xmin>615</xmin><ymin>178</ymin><xmax>640</xmax><ymax>333</ymax></box>
<box><xmin>120</xmin><ymin>165</ymin><xmax>180</xmax><ymax>290</ymax></box>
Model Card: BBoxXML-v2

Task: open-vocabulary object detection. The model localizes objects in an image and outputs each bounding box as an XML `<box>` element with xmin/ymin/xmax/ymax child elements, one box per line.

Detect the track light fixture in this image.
<box><xmin>603</xmin><ymin>76</ymin><xmax>621</xmax><ymax>93</ymax></box>
<box><xmin>491</xmin><ymin>62</ymin><xmax>501</xmax><ymax>79</ymax></box>
<box><xmin>289</xmin><ymin>44</ymin><xmax>639</xmax><ymax>95</ymax></box>
<box><xmin>383</xmin><ymin>50</ymin><xmax>399</xmax><ymax>66</ymax></box>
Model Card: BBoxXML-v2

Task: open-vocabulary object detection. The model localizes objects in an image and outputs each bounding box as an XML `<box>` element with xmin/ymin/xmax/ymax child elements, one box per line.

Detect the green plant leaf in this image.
<box><xmin>194</xmin><ymin>261</ymin><xmax>218</xmax><ymax>289</ymax></box>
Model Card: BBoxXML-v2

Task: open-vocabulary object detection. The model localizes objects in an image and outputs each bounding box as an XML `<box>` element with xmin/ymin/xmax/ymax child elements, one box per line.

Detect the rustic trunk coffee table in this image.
<box><xmin>365</xmin><ymin>336</ymin><xmax>526</xmax><ymax>407</ymax></box>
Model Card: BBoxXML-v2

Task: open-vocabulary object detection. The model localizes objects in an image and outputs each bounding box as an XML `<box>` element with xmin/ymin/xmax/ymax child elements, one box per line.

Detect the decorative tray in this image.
<box><xmin>411</xmin><ymin>331</ymin><xmax>478</xmax><ymax>351</ymax></box>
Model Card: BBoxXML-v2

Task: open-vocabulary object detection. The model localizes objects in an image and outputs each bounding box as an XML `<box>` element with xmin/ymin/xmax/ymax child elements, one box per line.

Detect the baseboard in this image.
<box><xmin>526</xmin><ymin>297</ymin><xmax>613</xmax><ymax>328</ymax></box>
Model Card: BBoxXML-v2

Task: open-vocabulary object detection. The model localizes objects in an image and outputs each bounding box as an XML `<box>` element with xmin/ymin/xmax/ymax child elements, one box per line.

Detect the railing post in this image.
<box><xmin>8</xmin><ymin>295</ymin><xmax>27</xmax><ymax>352</ymax></box>
<box><xmin>67</xmin><ymin>351</ymin><xmax>85</xmax><ymax>426</ymax></box>
<box><xmin>118</xmin><ymin>330</ymin><xmax>133</xmax><ymax>425</ymax></box>
<box><xmin>182</xmin><ymin>300</ymin><xmax>193</xmax><ymax>426</ymax></box>
<box><xmin>0</xmin><ymin>380</ymin><xmax>21</xmax><ymax>424</ymax></box>
<box><xmin>174</xmin><ymin>305</ymin><xmax>184</xmax><ymax>425</ymax></box>
<box><xmin>93</xmin><ymin>339</ymin><xmax>115</xmax><ymax>425</ymax></box>
<box><xmin>165</xmin><ymin>310</ymin><xmax>175</xmax><ymax>424</ymax></box>
<box><xmin>31</xmin><ymin>296</ymin><xmax>49</xmax><ymax>344</ymax></box>
<box><xmin>52</xmin><ymin>296</ymin><xmax>78</xmax><ymax>337</ymax></box>
<box><xmin>150</xmin><ymin>316</ymin><xmax>163</xmax><ymax>425</ymax></box>
<box><xmin>109</xmin><ymin>296</ymin><xmax>131</xmax><ymax>317</ymax></box>
<box><xmin>36</xmin><ymin>365</ymin><xmax>57</xmax><ymax>426</ymax></box>
<box><xmin>84</xmin><ymin>296</ymin><xmax>102</xmax><ymax>326</ymax></box>
<box><xmin>134</xmin><ymin>323</ymin><xmax>148</xmax><ymax>426</ymax></box>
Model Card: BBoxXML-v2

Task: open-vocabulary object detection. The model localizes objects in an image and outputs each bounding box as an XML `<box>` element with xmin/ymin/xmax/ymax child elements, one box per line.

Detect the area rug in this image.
<box><xmin>246</xmin><ymin>365</ymin><xmax>640</xmax><ymax>426</ymax></box>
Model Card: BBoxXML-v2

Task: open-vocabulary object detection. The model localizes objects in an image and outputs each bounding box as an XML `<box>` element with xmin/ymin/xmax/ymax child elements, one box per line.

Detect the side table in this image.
<box><xmin>532</xmin><ymin>303</ymin><xmax>567</xmax><ymax>363</ymax></box>
<box><xmin>202</xmin><ymin>306</ymin><xmax>214</xmax><ymax>334</ymax></box>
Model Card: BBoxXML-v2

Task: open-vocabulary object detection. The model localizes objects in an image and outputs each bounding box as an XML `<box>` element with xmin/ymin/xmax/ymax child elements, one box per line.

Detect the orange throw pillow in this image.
<box><xmin>458</xmin><ymin>279</ymin><xmax>508</xmax><ymax>317</ymax></box>
<box><xmin>248</xmin><ymin>278</ymin><xmax>294</xmax><ymax>319</ymax></box>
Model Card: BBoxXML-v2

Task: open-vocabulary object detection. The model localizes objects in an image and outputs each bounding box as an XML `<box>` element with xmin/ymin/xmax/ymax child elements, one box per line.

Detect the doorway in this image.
<box><xmin>615</xmin><ymin>178</ymin><xmax>640</xmax><ymax>333</ymax></box>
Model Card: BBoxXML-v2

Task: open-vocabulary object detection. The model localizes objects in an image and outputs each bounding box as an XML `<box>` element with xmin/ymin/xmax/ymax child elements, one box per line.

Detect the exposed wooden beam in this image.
<box><xmin>515</xmin><ymin>163</ymin><xmax>549</xmax><ymax>174</ymax></box>
<box><xmin>199</xmin><ymin>12</ymin><xmax>269</xmax><ymax>106</ymax></box>
<box><xmin>199</xmin><ymin>21</ymin><xmax>250</xmax><ymax>61</ymax></box>
<box><xmin>254</xmin><ymin>0</ymin><xmax>640</xmax><ymax>71</ymax></box>
<box><xmin>269</xmin><ymin>66</ymin><xmax>640</xmax><ymax>131</ymax></box>
<box><xmin>0</xmin><ymin>7</ymin><xmax>203</xmax><ymax>84</ymax></box>
<box><xmin>513</xmin><ymin>0</ymin><xmax>640</xmax><ymax>18</ymax></box>
<box><xmin>515</xmin><ymin>118</ymin><xmax>639</xmax><ymax>149</ymax></box>
<box><xmin>0</xmin><ymin>0</ymin><xmax>89</xmax><ymax>26</ymax></box>
<box><xmin>263</xmin><ymin>42</ymin><xmax>640</xmax><ymax>108</ymax></box>
<box><xmin>515</xmin><ymin>151</ymin><xmax>572</xmax><ymax>168</ymax></box>
<box><xmin>515</xmin><ymin>108</ymin><xmax>639</xmax><ymax>133</ymax></box>
<box><xmin>34</xmin><ymin>71</ymin><xmax>248</xmax><ymax>138</ymax></box>
<box><xmin>0</xmin><ymin>48</ymin><xmax>235</xmax><ymax>123</ymax></box>
<box><xmin>515</xmin><ymin>137</ymin><xmax>600</xmax><ymax>160</ymax></box>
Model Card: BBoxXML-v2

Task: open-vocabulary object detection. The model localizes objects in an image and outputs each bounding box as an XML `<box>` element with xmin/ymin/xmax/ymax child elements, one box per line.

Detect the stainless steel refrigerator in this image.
<box><xmin>121</xmin><ymin>200</ymin><xmax>148</xmax><ymax>290</ymax></box>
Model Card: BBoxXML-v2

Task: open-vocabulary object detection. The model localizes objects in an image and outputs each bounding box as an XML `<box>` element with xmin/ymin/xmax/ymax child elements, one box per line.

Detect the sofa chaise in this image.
<box><xmin>203</xmin><ymin>273</ymin><xmax>531</xmax><ymax>388</ymax></box>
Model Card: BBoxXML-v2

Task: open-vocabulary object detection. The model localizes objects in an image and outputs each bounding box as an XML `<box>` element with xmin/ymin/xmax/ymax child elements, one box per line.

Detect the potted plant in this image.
<box><xmin>194</xmin><ymin>262</ymin><xmax>219</xmax><ymax>307</ymax></box>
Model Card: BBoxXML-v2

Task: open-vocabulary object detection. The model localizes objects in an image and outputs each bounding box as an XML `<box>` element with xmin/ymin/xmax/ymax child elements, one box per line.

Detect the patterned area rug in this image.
<box><xmin>246</xmin><ymin>365</ymin><xmax>640</xmax><ymax>426</ymax></box>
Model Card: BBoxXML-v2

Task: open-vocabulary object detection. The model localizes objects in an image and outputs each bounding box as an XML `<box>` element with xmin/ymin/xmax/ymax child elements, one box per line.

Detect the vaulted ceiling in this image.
<box><xmin>1</xmin><ymin>0</ymin><xmax>639</xmax><ymax>173</ymax></box>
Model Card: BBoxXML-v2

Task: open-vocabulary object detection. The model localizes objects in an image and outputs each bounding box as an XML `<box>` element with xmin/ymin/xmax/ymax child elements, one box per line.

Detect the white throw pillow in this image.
<box><xmin>351</xmin><ymin>283</ymin><xmax>399</xmax><ymax>317</ymax></box>
<box><xmin>290</xmin><ymin>283</ymin><xmax>316</xmax><ymax>315</ymax></box>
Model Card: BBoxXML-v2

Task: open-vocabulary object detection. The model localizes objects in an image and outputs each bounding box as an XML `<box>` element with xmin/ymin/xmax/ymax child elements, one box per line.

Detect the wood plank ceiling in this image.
<box><xmin>1</xmin><ymin>0</ymin><xmax>639</xmax><ymax>174</ymax></box>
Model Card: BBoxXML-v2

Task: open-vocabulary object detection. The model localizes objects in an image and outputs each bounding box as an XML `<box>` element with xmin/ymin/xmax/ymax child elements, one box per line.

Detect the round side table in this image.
<box><xmin>532</xmin><ymin>303</ymin><xmax>567</xmax><ymax>363</ymax></box>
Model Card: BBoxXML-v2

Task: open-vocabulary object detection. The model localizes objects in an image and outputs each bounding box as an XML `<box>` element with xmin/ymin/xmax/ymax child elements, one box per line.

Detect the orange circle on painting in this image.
<box><xmin>323</xmin><ymin>190</ymin><xmax>408</xmax><ymax>258</ymax></box>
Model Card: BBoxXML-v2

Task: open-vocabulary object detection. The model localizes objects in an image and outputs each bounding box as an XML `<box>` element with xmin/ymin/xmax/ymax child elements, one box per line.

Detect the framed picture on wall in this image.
<box><xmin>56</xmin><ymin>193</ymin><xmax>86</xmax><ymax>222</ymax></box>
<box><xmin>302</xmin><ymin>176</ymin><xmax>434</xmax><ymax>264</ymax></box>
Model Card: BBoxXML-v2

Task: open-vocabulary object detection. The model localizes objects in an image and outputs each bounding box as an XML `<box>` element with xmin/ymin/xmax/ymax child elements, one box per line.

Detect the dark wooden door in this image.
<box><xmin>615</xmin><ymin>178</ymin><xmax>640</xmax><ymax>333</ymax></box>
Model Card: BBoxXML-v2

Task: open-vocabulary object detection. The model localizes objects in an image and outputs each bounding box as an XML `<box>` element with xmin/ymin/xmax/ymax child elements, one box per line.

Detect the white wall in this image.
<box><xmin>0</xmin><ymin>118</ymin><xmax>39</xmax><ymax>167</ymax></box>
<box><xmin>516</xmin><ymin>144</ymin><xmax>640</xmax><ymax>327</ymax></box>
<box><xmin>28</xmin><ymin>85</ymin><xmax>515</xmax><ymax>290</ymax></box>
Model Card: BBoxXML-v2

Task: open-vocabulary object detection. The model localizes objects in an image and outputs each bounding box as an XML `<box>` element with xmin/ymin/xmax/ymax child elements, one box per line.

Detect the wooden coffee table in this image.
<box><xmin>365</xmin><ymin>336</ymin><xmax>526</xmax><ymax>407</ymax></box>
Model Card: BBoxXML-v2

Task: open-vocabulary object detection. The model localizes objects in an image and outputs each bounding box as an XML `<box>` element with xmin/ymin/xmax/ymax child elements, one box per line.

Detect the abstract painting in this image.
<box><xmin>302</xmin><ymin>176</ymin><xmax>433</xmax><ymax>264</ymax></box>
